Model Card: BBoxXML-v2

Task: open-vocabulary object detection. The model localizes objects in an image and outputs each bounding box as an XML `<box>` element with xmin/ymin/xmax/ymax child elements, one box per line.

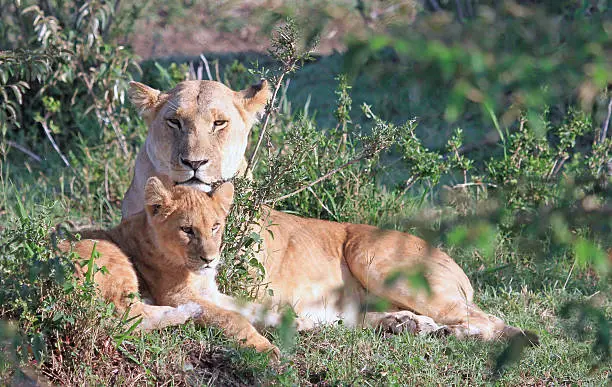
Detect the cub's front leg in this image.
<box><xmin>163</xmin><ymin>292</ymin><xmax>280</xmax><ymax>359</ymax></box>
<box><xmin>214</xmin><ymin>293</ymin><xmax>282</xmax><ymax>328</ymax></box>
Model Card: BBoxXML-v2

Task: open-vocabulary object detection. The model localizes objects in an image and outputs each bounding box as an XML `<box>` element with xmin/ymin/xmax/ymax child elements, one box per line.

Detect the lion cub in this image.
<box><xmin>61</xmin><ymin>177</ymin><xmax>280</xmax><ymax>357</ymax></box>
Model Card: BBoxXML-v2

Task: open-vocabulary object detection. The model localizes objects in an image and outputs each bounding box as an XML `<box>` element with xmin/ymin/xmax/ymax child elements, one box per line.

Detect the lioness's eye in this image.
<box><xmin>167</xmin><ymin>118</ymin><xmax>181</xmax><ymax>130</ymax></box>
<box><xmin>213</xmin><ymin>120</ymin><xmax>228</xmax><ymax>130</ymax></box>
<box><xmin>211</xmin><ymin>223</ymin><xmax>221</xmax><ymax>234</ymax></box>
<box><xmin>181</xmin><ymin>226</ymin><xmax>194</xmax><ymax>236</ymax></box>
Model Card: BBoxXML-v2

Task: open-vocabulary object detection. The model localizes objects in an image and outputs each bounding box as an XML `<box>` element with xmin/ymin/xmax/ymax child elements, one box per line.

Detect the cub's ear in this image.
<box><xmin>211</xmin><ymin>182</ymin><xmax>234</xmax><ymax>215</ymax></box>
<box><xmin>238</xmin><ymin>79</ymin><xmax>271</xmax><ymax>115</ymax></box>
<box><xmin>129</xmin><ymin>81</ymin><xmax>161</xmax><ymax>120</ymax></box>
<box><xmin>144</xmin><ymin>176</ymin><xmax>173</xmax><ymax>217</ymax></box>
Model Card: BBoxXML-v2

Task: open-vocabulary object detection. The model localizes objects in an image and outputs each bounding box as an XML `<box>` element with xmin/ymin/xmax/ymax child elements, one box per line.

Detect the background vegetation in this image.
<box><xmin>1</xmin><ymin>0</ymin><xmax>610</xmax><ymax>385</ymax></box>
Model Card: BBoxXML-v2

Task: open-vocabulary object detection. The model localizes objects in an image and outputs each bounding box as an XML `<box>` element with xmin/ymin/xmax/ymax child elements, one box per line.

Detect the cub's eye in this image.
<box><xmin>181</xmin><ymin>226</ymin><xmax>194</xmax><ymax>236</ymax></box>
<box><xmin>213</xmin><ymin>120</ymin><xmax>228</xmax><ymax>130</ymax></box>
<box><xmin>211</xmin><ymin>223</ymin><xmax>221</xmax><ymax>234</ymax></box>
<box><xmin>167</xmin><ymin>118</ymin><xmax>181</xmax><ymax>130</ymax></box>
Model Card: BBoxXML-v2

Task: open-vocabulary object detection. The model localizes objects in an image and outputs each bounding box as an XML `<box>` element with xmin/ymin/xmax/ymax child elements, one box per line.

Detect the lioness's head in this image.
<box><xmin>129</xmin><ymin>80</ymin><xmax>270</xmax><ymax>191</ymax></box>
<box><xmin>143</xmin><ymin>176</ymin><xmax>233</xmax><ymax>272</ymax></box>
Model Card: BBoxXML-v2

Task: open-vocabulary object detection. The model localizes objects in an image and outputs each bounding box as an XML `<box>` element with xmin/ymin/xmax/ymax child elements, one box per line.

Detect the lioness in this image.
<box><xmin>61</xmin><ymin>177</ymin><xmax>281</xmax><ymax>357</ymax></box>
<box><xmin>203</xmin><ymin>184</ymin><xmax>536</xmax><ymax>342</ymax></box>
<box><xmin>122</xmin><ymin>79</ymin><xmax>270</xmax><ymax>218</ymax></box>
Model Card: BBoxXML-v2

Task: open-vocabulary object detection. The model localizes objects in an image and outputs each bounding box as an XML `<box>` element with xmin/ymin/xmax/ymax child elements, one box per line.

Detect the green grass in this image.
<box><xmin>2</xmin><ymin>169</ymin><xmax>609</xmax><ymax>385</ymax></box>
<box><xmin>1</xmin><ymin>53</ymin><xmax>610</xmax><ymax>385</ymax></box>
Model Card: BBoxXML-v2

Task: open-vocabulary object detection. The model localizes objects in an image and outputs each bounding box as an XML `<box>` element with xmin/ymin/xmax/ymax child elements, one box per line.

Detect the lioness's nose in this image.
<box><xmin>181</xmin><ymin>157</ymin><xmax>208</xmax><ymax>170</ymax></box>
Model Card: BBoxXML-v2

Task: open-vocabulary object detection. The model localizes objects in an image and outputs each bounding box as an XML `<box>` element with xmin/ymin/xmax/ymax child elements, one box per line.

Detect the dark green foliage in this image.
<box><xmin>0</xmin><ymin>0</ymin><xmax>141</xmax><ymax>162</ymax></box>
<box><xmin>0</xmin><ymin>199</ymin><xmax>115</xmax><ymax>381</ymax></box>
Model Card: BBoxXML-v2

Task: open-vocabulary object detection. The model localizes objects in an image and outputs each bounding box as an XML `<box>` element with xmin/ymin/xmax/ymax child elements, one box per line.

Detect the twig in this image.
<box><xmin>41</xmin><ymin>116</ymin><xmax>72</xmax><ymax>168</ymax></box>
<box><xmin>104</xmin><ymin>161</ymin><xmax>110</xmax><ymax>201</ymax></box>
<box><xmin>7</xmin><ymin>140</ymin><xmax>42</xmax><ymax>162</ymax></box>
<box><xmin>548</xmin><ymin>155</ymin><xmax>569</xmax><ymax>179</ymax></box>
<box><xmin>245</xmin><ymin>72</ymin><xmax>286</xmax><ymax>175</ymax></box>
<box><xmin>449</xmin><ymin>182</ymin><xmax>497</xmax><ymax>189</ymax></box>
<box><xmin>563</xmin><ymin>258</ymin><xmax>576</xmax><ymax>290</ymax></box>
<box><xmin>402</xmin><ymin>175</ymin><xmax>418</xmax><ymax>194</ymax></box>
<box><xmin>278</xmin><ymin>78</ymin><xmax>291</xmax><ymax>114</ymax></box>
<box><xmin>307</xmin><ymin>186</ymin><xmax>335</xmax><ymax>218</ymax></box>
<box><xmin>265</xmin><ymin>153</ymin><xmax>366</xmax><ymax>203</ymax></box>
<box><xmin>600</xmin><ymin>96</ymin><xmax>612</xmax><ymax>143</ymax></box>
<box><xmin>199</xmin><ymin>54</ymin><xmax>213</xmax><ymax>81</ymax></box>
<box><xmin>215</xmin><ymin>60</ymin><xmax>221</xmax><ymax>83</ymax></box>
<box><xmin>108</xmin><ymin>116</ymin><xmax>129</xmax><ymax>158</ymax></box>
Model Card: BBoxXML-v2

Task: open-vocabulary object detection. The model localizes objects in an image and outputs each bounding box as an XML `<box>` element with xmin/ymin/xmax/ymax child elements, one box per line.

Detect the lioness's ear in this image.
<box><xmin>144</xmin><ymin>176</ymin><xmax>173</xmax><ymax>217</ymax></box>
<box><xmin>211</xmin><ymin>182</ymin><xmax>234</xmax><ymax>215</ymax></box>
<box><xmin>239</xmin><ymin>79</ymin><xmax>271</xmax><ymax>114</ymax></box>
<box><xmin>129</xmin><ymin>81</ymin><xmax>161</xmax><ymax>119</ymax></box>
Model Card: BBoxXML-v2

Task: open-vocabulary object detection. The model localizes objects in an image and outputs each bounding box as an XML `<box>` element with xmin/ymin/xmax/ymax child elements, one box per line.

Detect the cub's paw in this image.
<box><xmin>253</xmin><ymin>340</ymin><xmax>281</xmax><ymax>361</ymax></box>
<box><xmin>295</xmin><ymin>316</ymin><xmax>314</xmax><ymax>331</ymax></box>
<box><xmin>177</xmin><ymin>302</ymin><xmax>204</xmax><ymax>319</ymax></box>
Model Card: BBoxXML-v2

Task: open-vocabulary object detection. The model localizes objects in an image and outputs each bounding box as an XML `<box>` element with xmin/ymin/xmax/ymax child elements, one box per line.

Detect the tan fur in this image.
<box><xmin>61</xmin><ymin>178</ymin><xmax>280</xmax><ymax>358</ymax></box>
<box><xmin>249</xmin><ymin>207</ymin><xmax>536</xmax><ymax>342</ymax></box>
<box><xmin>122</xmin><ymin>79</ymin><xmax>270</xmax><ymax>218</ymax></box>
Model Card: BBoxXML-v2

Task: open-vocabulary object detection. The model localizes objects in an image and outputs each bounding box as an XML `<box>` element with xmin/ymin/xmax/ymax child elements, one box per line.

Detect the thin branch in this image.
<box><xmin>7</xmin><ymin>140</ymin><xmax>42</xmax><ymax>162</ymax></box>
<box><xmin>548</xmin><ymin>155</ymin><xmax>569</xmax><ymax>179</ymax></box>
<box><xmin>600</xmin><ymin>96</ymin><xmax>612</xmax><ymax>143</ymax></box>
<box><xmin>199</xmin><ymin>54</ymin><xmax>213</xmax><ymax>81</ymax></box>
<box><xmin>245</xmin><ymin>72</ymin><xmax>286</xmax><ymax>175</ymax></box>
<box><xmin>41</xmin><ymin>116</ymin><xmax>72</xmax><ymax>169</ymax></box>
<box><xmin>563</xmin><ymin>257</ymin><xmax>576</xmax><ymax>290</ymax></box>
<box><xmin>307</xmin><ymin>186</ymin><xmax>335</xmax><ymax>218</ymax></box>
<box><xmin>214</xmin><ymin>60</ymin><xmax>221</xmax><ymax>83</ymax></box>
<box><xmin>265</xmin><ymin>152</ymin><xmax>367</xmax><ymax>204</ymax></box>
<box><xmin>449</xmin><ymin>182</ymin><xmax>498</xmax><ymax>189</ymax></box>
<box><xmin>104</xmin><ymin>161</ymin><xmax>110</xmax><ymax>201</ymax></box>
<box><xmin>108</xmin><ymin>116</ymin><xmax>129</xmax><ymax>157</ymax></box>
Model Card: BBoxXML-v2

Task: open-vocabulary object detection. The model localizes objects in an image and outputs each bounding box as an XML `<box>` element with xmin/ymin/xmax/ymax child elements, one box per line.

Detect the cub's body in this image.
<box><xmin>62</xmin><ymin>179</ymin><xmax>280</xmax><ymax>357</ymax></box>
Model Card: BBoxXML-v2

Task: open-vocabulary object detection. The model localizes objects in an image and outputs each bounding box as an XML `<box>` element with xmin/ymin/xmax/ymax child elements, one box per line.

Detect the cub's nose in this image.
<box><xmin>199</xmin><ymin>255</ymin><xmax>213</xmax><ymax>264</ymax></box>
<box><xmin>181</xmin><ymin>157</ymin><xmax>209</xmax><ymax>170</ymax></box>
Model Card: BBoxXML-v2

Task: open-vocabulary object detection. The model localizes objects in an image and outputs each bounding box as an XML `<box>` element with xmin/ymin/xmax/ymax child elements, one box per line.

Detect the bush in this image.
<box><xmin>0</xmin><ymin>199</ymin><xmax>119</xmax><ymax>383</ymax></box>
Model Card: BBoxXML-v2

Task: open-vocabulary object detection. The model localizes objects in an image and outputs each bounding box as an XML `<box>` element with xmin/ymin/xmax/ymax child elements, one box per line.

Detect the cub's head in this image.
<box><xmin>129</xmin><ymin>80</ymin><xmax>270</xmax><ymax>192</ymax></box>
<box><xmin>143</xmin><ymin>176</ymin><xmax>234</xmax><ymax>272</ymax></box>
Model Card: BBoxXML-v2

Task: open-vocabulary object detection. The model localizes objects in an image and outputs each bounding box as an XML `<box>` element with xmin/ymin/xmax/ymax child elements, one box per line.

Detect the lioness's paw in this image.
<box><xmin>378</xmin><ymin>313</ymin><xmax>418</xmax><ymax>334</ymax></box>
<box><xmin>378</xmin><ymin>311</ymin><xmax>441</xmax><ymax>335</ymax></box>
